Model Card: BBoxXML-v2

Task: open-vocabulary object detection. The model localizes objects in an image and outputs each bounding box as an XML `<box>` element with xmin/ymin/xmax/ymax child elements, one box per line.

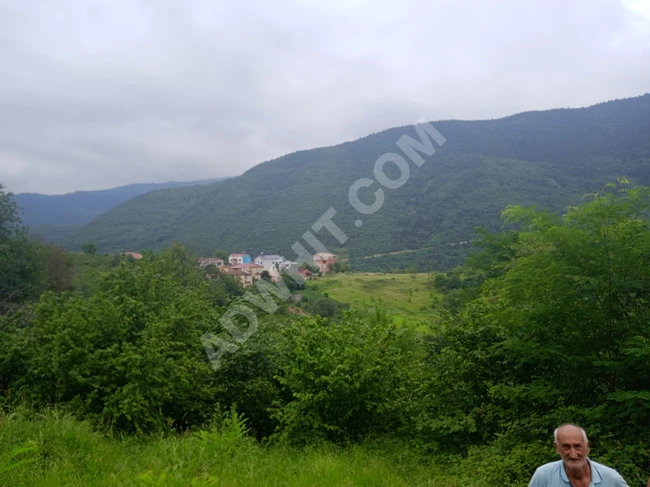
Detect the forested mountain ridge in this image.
<box><xmin>62</xmin><ymin>94</ymin><xmax>650</xmax><ymax>270</ymax></box>
<box><xmin>16</xmin><ymin>178</ymin><xmax>224</xmax><ymax>226</ymax></box>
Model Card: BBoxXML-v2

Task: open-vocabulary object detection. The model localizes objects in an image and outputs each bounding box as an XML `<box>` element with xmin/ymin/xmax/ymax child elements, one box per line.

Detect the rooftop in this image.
<box><xmin>313</xmin><ymin>252</ymin><xmax>336</xmax><ymax>259</ymax></box>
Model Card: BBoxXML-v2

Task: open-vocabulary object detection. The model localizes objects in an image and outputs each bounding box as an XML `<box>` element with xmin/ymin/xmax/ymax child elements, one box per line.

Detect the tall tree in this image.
<box><xmin>420</xmin><ymin>183</ymin><xmax>650</xmax><ymax>460</ymax></box>
<box><xmin>0</xmin><ymin>184</ymin><xmax>44</xmax><ymax>311</ymax></box>
<box><xmin>213</xmin><ymin>249</ymin><xmax>229</xmax><ymax>261</ymax></box>
<box><xmin>44</xmin><ymin>246</ymin><xmax>74</xmax><ymax>293</ymax></box>
<box><xmin>81</xmin><ymin>241</ymin><xmax>97</xmax><ymax>255</ymax></box>
<box><xmin>0</xmin><ymin>183</ymin><xmax>21</xmax><ymax>240</ymax></box>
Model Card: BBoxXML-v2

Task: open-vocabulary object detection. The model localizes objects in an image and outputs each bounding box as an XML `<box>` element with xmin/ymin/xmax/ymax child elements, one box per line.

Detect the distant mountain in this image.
<box><xmin>60</xmin><ymin>94</ymin><xmax>650</xmax><ymax>271</ymax></box>
<box><xmin>16</xmin><ymin>179</ymin><xmax>224</xmax><ymax>226</ymax></box>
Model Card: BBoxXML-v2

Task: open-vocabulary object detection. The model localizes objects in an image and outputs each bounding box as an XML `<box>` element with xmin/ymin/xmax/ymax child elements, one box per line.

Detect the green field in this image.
<box><xmin>311</xmin><ymin>273</ymin><xmax>440</xmax><ymax>330</ymax></box>
<box><xmin>0</xmin><ymin>411</ymin><xmax>478</xmax><ymax>487</ymax></box>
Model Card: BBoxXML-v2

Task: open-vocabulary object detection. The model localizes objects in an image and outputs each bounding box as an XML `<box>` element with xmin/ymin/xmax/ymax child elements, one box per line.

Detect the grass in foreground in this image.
<box><xmin>0</xmin><ymin>410</ymin><xmax>479</xmax><ymax>487</ymax></box>
<box><xmin>313</xmin><ymin>273</ymin><xmax>441</xmax><ymax>330</ymax></box>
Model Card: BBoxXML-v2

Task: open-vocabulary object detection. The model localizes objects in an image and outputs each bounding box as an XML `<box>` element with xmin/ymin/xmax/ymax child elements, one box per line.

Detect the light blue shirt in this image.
<box><xmin>529</xmin><ymin>459</ymin><xmax>629</xmax><ymax>487</ymax></box>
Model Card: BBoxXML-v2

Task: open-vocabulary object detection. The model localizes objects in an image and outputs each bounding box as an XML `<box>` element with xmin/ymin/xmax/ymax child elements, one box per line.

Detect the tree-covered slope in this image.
<box><xmin>16</xmin><ymin>178</ymin><xmax>223</xmax><ymax>226</ymax></box>
<box><xmin>64</xmin><ymin>95</ymin><xmax>650</xmax><ymax>270</ymax></box>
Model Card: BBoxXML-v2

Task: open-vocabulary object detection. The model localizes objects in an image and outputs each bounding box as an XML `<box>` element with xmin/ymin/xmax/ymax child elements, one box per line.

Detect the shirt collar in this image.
<box><xmin>560</xmin><ymin>459</ymin><xmax>602</xmax><ymax>484</ymax></box>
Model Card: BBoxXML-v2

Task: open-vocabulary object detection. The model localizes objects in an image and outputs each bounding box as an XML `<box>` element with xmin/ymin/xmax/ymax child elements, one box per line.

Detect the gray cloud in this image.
<box><xmin>0</xmin><ymin>0</ymin><xmax>649</xmax><ymax>194</ymax></box>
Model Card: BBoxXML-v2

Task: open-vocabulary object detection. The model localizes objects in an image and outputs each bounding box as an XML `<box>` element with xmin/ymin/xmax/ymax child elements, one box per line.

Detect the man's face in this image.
<box><xmin>555</xmin><ymin>426</ymin><xmax>590</xmax><ymax>474</ymax></box>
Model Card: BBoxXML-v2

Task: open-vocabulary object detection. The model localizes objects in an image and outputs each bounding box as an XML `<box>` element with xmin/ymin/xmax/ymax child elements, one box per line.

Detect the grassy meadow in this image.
<box><xmin>311</xmin><ymin>273</ymin><xmax>441</xmax><ymax>330</ymax></box>
<box><xmin>0</xmin><ymin>411</ymin><xmax>478</xmax><ymax>487</ymax></box>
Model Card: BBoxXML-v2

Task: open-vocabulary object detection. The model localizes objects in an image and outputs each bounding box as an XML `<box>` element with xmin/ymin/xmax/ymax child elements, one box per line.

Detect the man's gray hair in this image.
<box><xmin>554</xmin><ymin>424</ymin><xmax>589</xmax><ymax>444</ymax></box>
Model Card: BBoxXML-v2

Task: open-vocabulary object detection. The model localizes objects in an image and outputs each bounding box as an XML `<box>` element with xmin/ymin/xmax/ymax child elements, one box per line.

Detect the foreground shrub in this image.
<box><xmin>271</xmin><ymin>311</ymin><xmax>423</xmax><ymax>443</ymax></box>
<box><xmin>2</xmin><ymin>250</ymin><xmax>223</xmax><ymax>433</ymax></box>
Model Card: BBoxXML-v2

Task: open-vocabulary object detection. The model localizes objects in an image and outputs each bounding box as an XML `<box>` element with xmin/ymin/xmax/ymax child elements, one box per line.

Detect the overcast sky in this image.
<box><xmin>1</xmin><ymin>0</ymin><xmax>649</xmax><ymax>194</ymax></box>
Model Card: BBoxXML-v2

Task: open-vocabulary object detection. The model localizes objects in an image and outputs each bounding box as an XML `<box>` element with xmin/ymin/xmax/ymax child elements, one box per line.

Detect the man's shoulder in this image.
<box><xmin>533</xmin><ymin>460</ymin><xmax>563</xmax><ymax>476</ymax></box>
<box><xmin>529</xmin><ymin>461</ymin><xmax>564</xmax><ymax>486</ymax></box>
<box><xmin>590</xmin><ymin>459</ymin><xmax>626</xmax><ymax>481</ymax></box>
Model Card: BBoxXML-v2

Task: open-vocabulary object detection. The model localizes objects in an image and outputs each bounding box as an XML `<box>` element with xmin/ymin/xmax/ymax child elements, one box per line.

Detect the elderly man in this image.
<box><xmin>528</xmin><ymin>424</ymin><xmax>628</xmax><ymax>487</ymax></box>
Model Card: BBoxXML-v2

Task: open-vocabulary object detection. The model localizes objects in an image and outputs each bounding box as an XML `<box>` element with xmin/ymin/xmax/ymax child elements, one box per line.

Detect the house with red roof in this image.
<box><xmin>230</xmin><ymin>263</ymin><xmax>264</xmax><ymax>279</ymax></box>
<box><xmin>298</xmin><ymin>268</ymin><xmax>314</xmax><ymax>279</ymax></box>
<box><xmin>221</xmin><ymin>267</ymin><xmax>254</xmax><ymax>287</ymax></box>
<box><xmin>313</xmin><ymin>252</ymin><xmax>337</xmax><ymax>273</ymax></box>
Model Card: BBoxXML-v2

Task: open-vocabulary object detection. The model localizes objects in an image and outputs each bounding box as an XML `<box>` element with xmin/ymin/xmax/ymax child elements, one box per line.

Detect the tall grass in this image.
<box><xmin>0</xmin><ymin>409</ymin><xmax>481</xmax><ymax>487</ymax></box>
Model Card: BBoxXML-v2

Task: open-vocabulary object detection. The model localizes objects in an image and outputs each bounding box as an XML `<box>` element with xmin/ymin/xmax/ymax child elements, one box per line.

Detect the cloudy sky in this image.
<box><xmin>1</xmin><ymin>0</ymin><xmax>649</xmax><ymax>194</ymax></box>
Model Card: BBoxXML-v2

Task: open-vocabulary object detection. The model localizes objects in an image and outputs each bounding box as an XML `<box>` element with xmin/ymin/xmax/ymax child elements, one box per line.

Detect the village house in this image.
<box><xmin>298</xmin><ymin>268</ymin><xmax>314</xmax><ymax>280</ymax></box>
<box><xmin>312</xmin><ymin>252</ymin><xmax>337</xmax><ymax>273</ymax></box>
<box><xmin>254</xmin><ymin>254</ymin><xmax>302</xmax><ymax>281</ymax></box>
<box><xmin>196</xmin><ymin>251</ymin><xmax>307</xmax><ymax>286</ymax></box>
<box><xmin>221</xmin><ymin>267</ymin><xmax>254</xmax><ymax>287</ymax></box>
<box><xmin>229</xmin><ymin>252</ymin><xmax>252</xmax><ymax>265</ymax></box>
<box><xmin>121</xmin><ymin>251</ymin><xmax>143</xmax><ymax>260</ymax></box>
<box><xmin>254</xmin><ymin>253</ymin><xmax>286</xmax><ymax>272</ymax></box>
<box><xmin>230</xmin><ymin>262</ymin><xmax>264</xmax><ymax>279</ymax></box>
<box><xmin>197</xmin><ymin>257</ymin><xmax>225</xmax><ymax>268</ymax></box>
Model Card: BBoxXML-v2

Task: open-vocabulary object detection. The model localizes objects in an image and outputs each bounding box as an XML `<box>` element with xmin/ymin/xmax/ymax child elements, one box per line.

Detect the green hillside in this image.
<box><xmin>63</xmin><ymin>95</ymin><xmax>650</xmax><ymax>270</ymax></box>
<box><xmin>313</xmin><ymin>273</ymin><xmax>440</xmax><ymax>330</ymax></box>
<box><xmin>17</xmin><ymin>178</ymin><xmax>223</xmax><ymax>226</ymax></box>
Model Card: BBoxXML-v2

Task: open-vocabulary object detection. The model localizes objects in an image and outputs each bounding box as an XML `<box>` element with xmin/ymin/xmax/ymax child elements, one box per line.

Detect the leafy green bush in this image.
<box><xmin>271</xmin><ymin>311</ymin><xmax>423</xmax><ymax>443</ymax></box>
<box><xmin>2</xmin><ymin>248</ymin><xmax>225</xmax><ymax>433</ymax></box>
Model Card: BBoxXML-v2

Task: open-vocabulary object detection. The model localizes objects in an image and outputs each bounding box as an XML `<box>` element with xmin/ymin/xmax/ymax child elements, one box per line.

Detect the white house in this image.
<box><xmin>254</xmin><ymin>254</ymin><xmax>286</xmax><ymax>273</ymax></box>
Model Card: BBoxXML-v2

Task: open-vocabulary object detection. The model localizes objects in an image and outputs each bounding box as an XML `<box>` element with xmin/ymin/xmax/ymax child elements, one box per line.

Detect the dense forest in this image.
<box><xmin>46</xmin><ymin>94</ymin><xmax>650</xmax><ymax>272</ymax></box>
<box><xmin>17</xmin><ymin>178</ymin><xmax>223</xmax><ymax>227</ymax></box>
<box><xmin>17</xmin><ymin>179</ymin><xmax>223</xmax><ymax>252</ymax></box>
<box><xmin>2</xmin><ymin>180</ymin><xmax>650</xmax><ymax>485</ymax></box>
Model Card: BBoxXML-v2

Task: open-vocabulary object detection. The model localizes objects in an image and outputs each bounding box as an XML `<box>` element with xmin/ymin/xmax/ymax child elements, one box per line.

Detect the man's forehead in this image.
<box><xmin>556</xmin><ymin>426</ymin><xmax>586</xmax><ymax>443</ymax></box>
